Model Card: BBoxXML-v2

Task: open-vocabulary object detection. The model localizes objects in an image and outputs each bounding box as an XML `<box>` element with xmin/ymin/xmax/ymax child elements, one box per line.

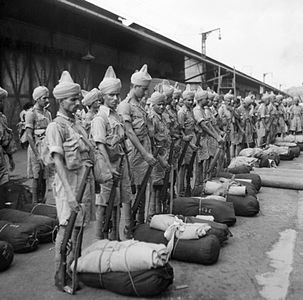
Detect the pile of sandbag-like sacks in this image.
<box><xmin>0</xmin><ymin>204</ymin><xmax>58</xmax><ymax>272</ymax></box>
<box><xmin>133</xmin><ymin>172</ymin><xmax>261</xmax><ymax>272</ymax></box>
<box><xmin>228</xmin><ymin>137</ymin><xmax>301</xmax><ymax>170</ymax></box>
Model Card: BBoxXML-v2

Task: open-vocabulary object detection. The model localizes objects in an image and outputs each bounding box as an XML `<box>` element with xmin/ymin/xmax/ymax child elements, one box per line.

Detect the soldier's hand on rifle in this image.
<box><xmin>190</xmin><ymin>142</ymin><xmax>198</xmax><ymax>151</ymax></box>
<box><xmin>217</xmin><ymin>136</ymin><xmax>225</xmax><ymax>144</ymax></box>
<box><xmin>144</xmin><ymin>152</ymin><xmax>157</xmax><ymax>166</ymax></box>
<box><xmin>111</xmin><ymin>168</ymin><xmax>121</xmax><ymax>180</ymax></box>
<box><xmin>68</xmin><ymin>193</ymin><xmax>80</xmax><ymax>212</ymax></box>
<box><xmin>183</xmin><ymin>134</ymin><xmax>193</xmax><ymax>142</ymax></box>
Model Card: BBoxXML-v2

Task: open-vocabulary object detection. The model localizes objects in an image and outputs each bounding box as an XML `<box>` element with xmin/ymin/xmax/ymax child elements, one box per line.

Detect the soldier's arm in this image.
<box><xmin>25</xmin><ymin>111</ymin><xmax>39</xmax><ymax>157</ymax></box>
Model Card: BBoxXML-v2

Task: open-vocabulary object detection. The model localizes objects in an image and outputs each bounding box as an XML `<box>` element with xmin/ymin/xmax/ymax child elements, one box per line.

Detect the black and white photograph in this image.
<box><xmin>0</xmin><ymin>0</ymin><xmax>303</xmax><ymax>299</ymax></box>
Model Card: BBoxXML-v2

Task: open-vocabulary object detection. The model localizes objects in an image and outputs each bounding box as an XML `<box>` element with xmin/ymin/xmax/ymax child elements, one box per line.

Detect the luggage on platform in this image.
<box><xmin>133</xmin><ymin>224</ymin><xmax>220</xmax><ymax>265</ymax></box>
<box><xmin>217</xmin><ymin>172</ymin><xmax>261</xmax><ymax>191</ymax></box>
<box><xmin>0</xmin><ymin>209</ymin><xmax>57</xmax><ymax>243</ymax></box>
<box><xmin>0</xmin><ymin>241</ymin><xmax>14</xmax><ymax>271</ymax></box>
<box><xmin>172</xmin><ymin>197</ymin><xmax>236</xmax><ymax>226</ymax></box>
<box><xmin>78</xmin><ymin>264</ymin><xmax>174</xmax><ymax>297</ymax></box>
<box><xmin>21</xmin><ymin>203</ymin><xmax>57</xmax><ymax>220</ymax></box>
<box><xmin>227</xmin><ymin>165</ymin><xmax>251</xmax><ymax>174</ymax></box>
<box><xmin>182</xmin><ymin>216</ymin><xmax>231</xmax><ymax>244</ymax></box>
<box><xmin>0</xmin><ymin>220</ymin><xmax>38</xmax><ymax>253</ymax></box>
<box><xmin>226</xmin><ymin>194</ymin><xmax>260</xmax><ymax>217</ymax></box>
<box><xmin>279</xmin><ymin>150</ymin><xmax>295</xmax><ymax>160</ymax></box>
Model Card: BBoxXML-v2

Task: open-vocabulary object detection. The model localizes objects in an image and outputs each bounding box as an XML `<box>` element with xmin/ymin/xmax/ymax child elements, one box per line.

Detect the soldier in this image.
<box><xmin>289</xmin><ymin>97</ymin><xmax>303</xmax><ymax>135</ymax></box>
<box><xmin>177</xmin><ymin>84</ymin><xmax>196</xmax><ymax>196</ymax></box>
<box><xmin>117</xmin><ymin>64</ymin><xmax>157</xmax><ymax>224</ymax></box>
<box><xmin>44</xmin><ymin>71</ymin><xmax>93</xmax><ymax>289</ymax></box>
<box><xmin>276</xmin><ymin>94</ymin><xmax>287</xmax><ymax>137</ymax></box>
<box><xmin>193</xmin><ymin>87</ymin><xmax>223</xmax><ymax>193</ymax></box>
<box><xmin>266</xmin><ymin>92</ymin><xmax>279</xmax><ymax>144</ymax></box>
<box><xmin>237</xmin><ymin>96</ymin><xmax>254</xmax><ymax>148</ymax></box>
<box><xmin>81</xmin><ymin>88</ymin><xmax>102</xmax><ymax>133</ymax></box>
<box><xmin>0</xmin><ymin>87</ymin><xmax>15</xmax><ymax>199</ymax></box>
<box><xmin>256</xmin><ymin>92</ymin><xmax>270</xmax><ymax>146</ymax></box>
<box><xmin>25</xmin><ymin>86</ymin><xmax>52</xmax><ymax>203</ymax></box>
<box><xmin>148</xmin><ymin>91</ymin><xmax>171</xmax><ymax>214</ymax></box>
<box><xmin>90</xmin><ymin>66</ymin><xmax>132</xmax><ymax>240</ymax></box>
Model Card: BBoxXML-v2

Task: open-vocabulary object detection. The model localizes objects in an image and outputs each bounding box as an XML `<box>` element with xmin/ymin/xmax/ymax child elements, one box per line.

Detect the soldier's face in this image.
<box><xmin>37</xmin><ymin>93</ymin><xmax>49</xmax><ymax>108</ymax></box>
<box><xmin>61</xmin><ymin>95</ymin><xmax>81</xmax><ymax>114</ymax></box>
<box><xmin>134</xmin><ymin>85</ymin><xmax>148</xmax><ymax>99</ymax></box>
<box><xmin>153</xmin><ymin>101</ymin><xmax>165</xmax><ymax>115</ymax></box>
<box><xmin>184</xmin><ymin>97</ymin><xmax>193</xmax><ymax>108</ymax></box>
<box><xmin>103</xmin><ymin>93</ymin><xmax>120</xmax><ymax>109</ymax></box>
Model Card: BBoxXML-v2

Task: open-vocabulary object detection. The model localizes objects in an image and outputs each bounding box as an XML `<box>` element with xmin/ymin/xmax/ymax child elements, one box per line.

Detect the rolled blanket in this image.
<box><xmin>204</xmin><ymin>179</ymin><xmax>246</xmax><ymax>197</ymax></box>
<box><xmin>72</xmin><ymin>240</ymin><xmax>169</xmax><ymax>273</ymax></box>
<box><xmin>217</xmin><ymin>172</ymin><xmax>261</xmax><ymax>191</ymax></box>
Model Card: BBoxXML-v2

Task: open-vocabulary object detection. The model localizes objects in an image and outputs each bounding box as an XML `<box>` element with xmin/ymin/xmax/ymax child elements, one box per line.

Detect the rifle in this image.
<box><xmin>185</xmin><ymin>133</ymin><xmax>201</xmax><ymax>197</ymax></box>
<box><xmin>102</xmin><ymin>155</ymin><xmax>124</xmax><ymax>239</ymax></box>
<box><xmin>177</xmin><ymin>139</ymin><xmax>190</xmax><ymax>171</ymax></box>
<box><xmin>159</xmin><ymin>138</ymin><xmax>176</xmax><ymax>213</ymax></box>
<box><xmin>56</xmin><ymin>165</ymin><xmax>91</xmax><ymax>294</ymax></box>
<box><xmin>128</xmin><ymin>145</ymin><xmax>161</xmax><ymax>232</ymax></box>
<box><xmin>206</xmin><ymin>134</ymin><xmax>227</xmax><ymax>181</ymax></box>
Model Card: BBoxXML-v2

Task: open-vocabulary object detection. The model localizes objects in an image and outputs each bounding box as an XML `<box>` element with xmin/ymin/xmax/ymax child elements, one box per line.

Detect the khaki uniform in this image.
<box><xmin>45</xmin><ymin>112</ymin><xmax>93</xmax><ymax>226</ymax></box>
<box><xmin>177</xmin><ymin>105</ymin><xmax>195</xmax><ymax>164</ymax></box>
<box><xmin>290</xmin><ymin>105</ymin><xmax>303</xmax><ymax>132</ymax></box>
<box><xmin>117</xmin><ymin>92</ymin><xmax>151</xmax><ymax>185</ymax></box>
<box><xmin>25</xmin><ymin>107</ymin><xmax>52</xmax><ymax>179</ymax></box>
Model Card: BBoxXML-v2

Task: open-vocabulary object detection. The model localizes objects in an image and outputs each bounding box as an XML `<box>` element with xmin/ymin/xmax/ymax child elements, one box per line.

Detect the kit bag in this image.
<box><xmin>0</xmin><ymin>209</ymin><xmax>57</xmax><ymax>243</ymax></box>
<box><xmin>0</xmin><ymin>220</ymin><xmax>38</xmax><ymax>253</ymax></box>
<box><xmin>0</xmin><ymin>241</ymin><xmax>14</xmax><ymax>271</ymax></box>
<box><xmin>173</xmin><ymin>197</ymin><xmax>236</xmax><ymax>226</ymax></box>
<box><xmin>78</xmin><ymin>264</ymin><xmax>174</xmax><ymax>297</ymax></box>
<box><xmin>226</xmin><ymin>194</ymin><xmax>260</xmax><ymax>217</ymax></box>
<box><xmin>182</xmin><ymin>216</ymin><xmax>231</xmax><ymax>244</ymax></box>
<box><xmin>227</xmin><ymin>165</ymin><xmax>251</xmax><ymax>174</ymax></box>
<box><xmin>217</xmin><ymin>172</ymin><xmax>261</xmax><ymax>192</ymax></box>
<box><xmin>21</xmin><ymin>203</ymin><xmax>57</xmax><ymax>221</ymax></box>
<box><xmin>133</xmin><ymin>224</ymin><xmax>220</xmax><ymax>265</ymax></box>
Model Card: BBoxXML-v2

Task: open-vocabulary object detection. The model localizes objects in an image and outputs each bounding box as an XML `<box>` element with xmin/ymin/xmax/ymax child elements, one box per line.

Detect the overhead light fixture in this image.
<box><xmin>82</xmin><ymin>49</ymin><xmax>95</xmax><ymax>61</ymax></box>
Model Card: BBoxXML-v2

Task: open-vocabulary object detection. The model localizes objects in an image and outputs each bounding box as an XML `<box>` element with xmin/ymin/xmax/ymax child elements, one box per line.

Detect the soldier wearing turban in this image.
<box><xmin>81</xmin><ymin>88</ymin><xmax>102</xmax><ymax>133</ymax></box>
<box><xmin>91</xmin><ymin>66</ymin><xmax>132</xmax><ymax>240</ymax></box>
<box><xmin>117</xmin><ymin>64</ymin><xmax>156</xmax><ymax>224</ymax></box>
<box><xmin>45</xmin><ymin>71</ymin><xmax>94</xmax><ymax>290</ymax></box>
<box><xmin>25</xmin><ymin>85</ymin><xmax>52</xmax><ymax>204</ymax></box>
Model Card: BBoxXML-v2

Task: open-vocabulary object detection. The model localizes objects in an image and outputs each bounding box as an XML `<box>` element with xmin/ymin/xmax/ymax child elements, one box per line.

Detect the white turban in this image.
<box><xmin>98</xmin><ymin>66</ymin><xmax>121</xmax><ymax>95</ymax></box>
<box><xmin>149</xmin><ymin>91</ymin><xmax>166</xmax><ymax>105</ymax></box>
<box><xmin>182</xmin><ymin>84</ymin><xmax>194</xmax><ymax>100</ymax></box>
<box><xmin>276</xmin><ymin>94</ymin><xmax>283</xmax><ymax>101</ymax></box>
<box><xmin>161</xmin><ymin>79</ymin><xmax>174</xmax><ymax>97</ymax></box>
<box><xmin>131</xmin><ymin>64</ymin><xmax>152</xmax><ymax>87</ymax></box>
<box><xmin>0</xmin><ymin>87</ymin><xmax>8</xmax><ymax>99</ymax></box>
<box><xmin>224</xmin><ymin>90</ymin><xmax>234</xmax><ymax>101</ymax></box>
<box><xmin>82</xmin><ymin>88</ymin><xmax>102</xmax><ymax>106</ymax></box>
<box><xmin>194</xmin><ymin>86</ymin><xmax>208</xmax><ymax>101</ymax></box>
<box><xmin>244</xmin><ymin>96</ymin><xmax>253</xmax><ymax>105</ymax></box>
<box><xmin>53</xmin><ymin>71</ymin><xmax>81</xmax><ymax>100</ymax></box>
<box><xmin>261</xmin><ymin>92</ymin><xmax>270</xmax><ymax>101</ymax></box>
<box><xmin>207</xmin><ymin>88</ymin><xmax>215</xmax><ymax>100</ymax></box>
<box><xmin>32</xmin><ymin>86</ymin><xmax>49</xmax><ymax>101</ymax></box>
<box><xmin>173</xmin><ymin>82</ymin><xmax>182</xmax><ymax>97</ymax></box>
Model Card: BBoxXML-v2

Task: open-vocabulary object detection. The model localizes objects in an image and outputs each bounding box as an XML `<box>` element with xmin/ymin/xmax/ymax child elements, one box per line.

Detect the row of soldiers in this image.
<box><xmin>0</xmin><ymin>65</ymin><xmax>302</xmax><ymax>289</ymax></box>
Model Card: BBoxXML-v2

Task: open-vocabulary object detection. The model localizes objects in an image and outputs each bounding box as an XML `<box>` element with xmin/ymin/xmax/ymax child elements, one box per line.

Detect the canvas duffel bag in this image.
<box><xmin>0</xmin><ymin>220</ymin><xmax>38</xmax><ymax>253</ymax></box>
<box><xmin>0</xmin><ymin>209</ymin><xmax>57</xmax><ymax>243</ymax></box>
<box><xmin>133</xmin><ymin>224</ymin><xmax>220</xmax><ymax>265</ymax></box>
<box><xmin>226</xmin><ymin>194</ymin><xmax>259</xmax><ymax>217</ymax></box>
<box><xmin>78</xmin><ymin>264</ymin><xmax>174</xmax><ymax>297</ymax></box>
<box><xmin>0</xmin><ymin>241</ymin><xmax>14</xmax><ymax>271</ymax></box>
<box><xmin>172</xmin><ymin>197</ymin><xmax>236</xmax><ymax>226</ymax></box>
<box><xmin>217</xmin><ymin>172</ymin><xmax>261</xmax><ymax>192</ymax></box>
